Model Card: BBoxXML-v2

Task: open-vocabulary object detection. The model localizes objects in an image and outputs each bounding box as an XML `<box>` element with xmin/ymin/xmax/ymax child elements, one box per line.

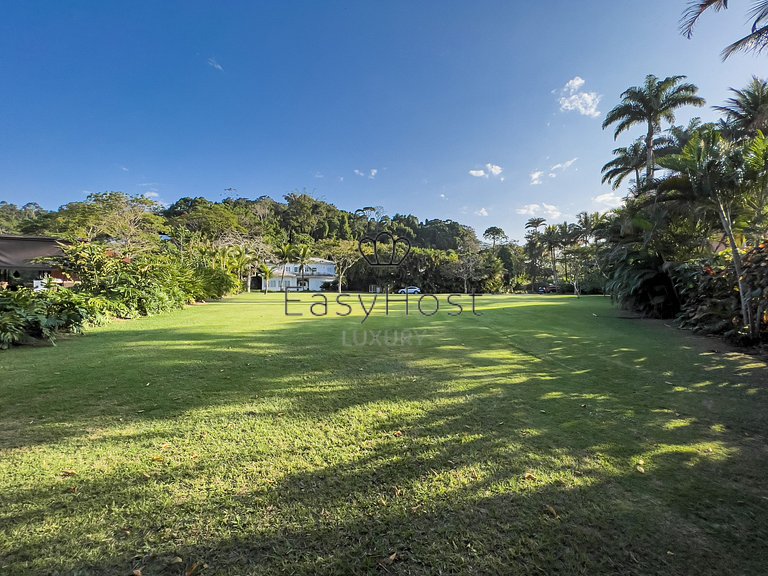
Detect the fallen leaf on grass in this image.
<box><xmin>544</xmin><ymin>504</ymin><xmax>559</xmax><ymax>518</ymax></box>
<box><xmin>61</xmin><ymin>469</ymin><xmax>78</xmax><ymax>477</ymax></box>
<box><xmin>132</xmin><ymin>570</ymin><xmax>142</xmax><ymax>576</ymax></box>
<box><xmin>393</xmin><ymin>431</ymin><xmax>403</xmax><ymax>438</ymax></box>
<box><xmin>151</xmin><ymin>455</ymin><xmax>165</xmax><ymax>462</ymax></box>
<box><xmin>636</xmin><ymin>465</ymin><xmax>645</xmax><ymax>474</ymax></box>
<box><xmin>379</xmin><ymin>552</ymin><xmax>397</xmax><ymax>566</ymax></box>
<box><xmin>523</xmin><ymin>472</ymin><xmax>537</xmax><ymax>481</ymax></box>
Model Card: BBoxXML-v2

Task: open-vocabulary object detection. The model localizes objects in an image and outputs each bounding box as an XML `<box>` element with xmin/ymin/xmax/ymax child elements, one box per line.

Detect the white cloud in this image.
<box><xmin>353</xmin><ymin>168</ymin><xmax>378</xmax><ymax>179</ymax></box>
<box><xmin>529</xmin><ymin>171</ymin><xmax>544</xmax><ymax>185</ymax></box>
<box><xmin>558</xmin><ymin>76</ymin><xmax>601</xmax><ymax>118</ymax></box>
<box><xmin>138</xmin><ymin>182</ymin><xmax>158</xmax><ymax>187</ymax></box>
<box><xmin>314</xmin><ymin>172</ymin><xmax>324</xmax><ymax>179</ymax></box>
<box><xmin>548</xmin><ymin>157</ymin><xmax>579</xmax><ymax>179</ymax></box>
<box><xmin>439</xmin><ymin>193</ymin><xmax>446</xmax><ymax>199</ymax></box>
<box><xmin>207</xmin><ymin>57</ymin><xmax>223</xmax><ymax>71</ymax></box>
<box><xmin>515</xmin><ymin>203</ymin><xmax>561</xmax><ymax>219</ymax></box>
<box><xmin>475</xmin><ymin>207</ymin><xmax>489</xmax><ymax>217</ymax></box>
<box><xmin>144</xmin><ymin>192</ymin><xmax>159</xmax><ymax>198</ymax></box>
<box><xmin>120</xmin><ymin>166</ymin><xmax>129</xmax><ymax>172</ymax></box>
<box><xmin>485</xmin><ymin>163</ymin><xmax>503</xmax><ymax>177</ymax></box>
<box><xmin>592</xmin><ymin>191</ymin><xmax>624</xmax><ymax>209</ymax></box>
<box><xmin>550</xmin><ymin>157</ymin><xmax>578</xmax><ymax>172</ymax></box>
<box><xmin>469</xmin><ymin>162</ymin><xmax>503</xmax><ymax>179</ymax></box>
<box><xmin>564</xmin><ymin>76</ymin><xmax>585</xmax><ymax>93</ymax></box>
<box><xmin>338</xmin><ymin>176</ymin><xmax>344</xmax><ymax>182</ymax></box>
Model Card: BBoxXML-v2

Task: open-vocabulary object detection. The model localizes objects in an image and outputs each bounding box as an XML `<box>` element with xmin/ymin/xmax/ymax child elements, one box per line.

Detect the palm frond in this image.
<box><xmin>680</xmin><ymin>0</ymin><xmax>729</xmax><ymax>38</ymax></box>
<box><xmin>721</xmin><ymin>23</ymin><xmax>768</xmax><ymax>58</ymax></box>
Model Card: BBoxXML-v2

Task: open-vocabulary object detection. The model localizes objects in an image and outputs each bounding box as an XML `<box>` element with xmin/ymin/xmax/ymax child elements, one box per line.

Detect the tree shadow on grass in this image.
<box><xmin>1</xmin><ymin>297</ymin><xmax>767</xmax><ymax>574</ymax></box>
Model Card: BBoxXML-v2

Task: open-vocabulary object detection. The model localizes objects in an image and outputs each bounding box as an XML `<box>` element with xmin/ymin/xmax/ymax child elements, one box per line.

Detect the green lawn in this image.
<box><xmin>1</xmin><ymin>293</ymin><xmax>766</xmax><ymax>575</ymax></box>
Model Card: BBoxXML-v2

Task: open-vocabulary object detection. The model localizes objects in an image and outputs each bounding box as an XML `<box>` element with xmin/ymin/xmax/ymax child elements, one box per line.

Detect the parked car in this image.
<box><xmin>537</xmin><ymin>285</ymin><xmax>557</xmax><ymax>294</ymax></box>
<box><xmin>397</xmin><ymin>286</ymin><xmax>421</xmax><ymax>294</ymax></box>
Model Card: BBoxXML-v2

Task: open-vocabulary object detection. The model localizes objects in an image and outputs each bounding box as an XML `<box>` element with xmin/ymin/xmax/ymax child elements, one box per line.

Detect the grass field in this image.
<box><xmin>1</xmin><ymin>293</ymin><xmax>767</xmax><ymax>575</ymax></box>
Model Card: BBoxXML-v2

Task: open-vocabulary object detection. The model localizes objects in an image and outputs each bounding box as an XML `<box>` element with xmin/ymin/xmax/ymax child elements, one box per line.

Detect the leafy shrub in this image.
<box><xmin>671</xmin><ymin>258</ymin><xmax>739</xmax><ymax>336</ymax></box>
<box><xmin>0</xmin><ymin>288</ymin><xmax>107</xmax><ymax>349</ymax></box>
<box><xmin>605</xmin><ymin>248</ymin><xmax>680</xmax><ymax>318</ymax></box>
<box><xmin>51</xmin><ymin>243</ymin><xmax>239</xmax><ymax>317</ymax></box>
<box><xmin>669</xmin><ymin>243</ymin><xmax>768</xmax><ymax>343</ymax></box>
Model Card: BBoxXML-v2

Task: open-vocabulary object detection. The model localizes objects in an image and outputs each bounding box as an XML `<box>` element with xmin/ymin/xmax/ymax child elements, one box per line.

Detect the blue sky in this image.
<box><xmin>0</xmin><ymin>1</ymin><xmax>763</xmax><ymax>240</ymax></box>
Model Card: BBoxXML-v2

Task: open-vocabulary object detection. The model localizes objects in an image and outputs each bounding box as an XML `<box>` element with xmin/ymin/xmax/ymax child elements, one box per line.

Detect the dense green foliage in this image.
<box><xmin>0</xmin><ymin>288</ymin><xmax>109</xmax><ymax>348</ymax></box>
<box><xmin>596</xmin><ymin>74</ymin><xmax>768</xmax><ymax>344</ymax></box>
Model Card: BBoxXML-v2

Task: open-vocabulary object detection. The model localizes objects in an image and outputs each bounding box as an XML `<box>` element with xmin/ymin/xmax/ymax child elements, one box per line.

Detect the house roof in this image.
<box><xmin>0</xmin><ymin>236</ymin><xmax>64</xmax><ymax>270</ymax></box>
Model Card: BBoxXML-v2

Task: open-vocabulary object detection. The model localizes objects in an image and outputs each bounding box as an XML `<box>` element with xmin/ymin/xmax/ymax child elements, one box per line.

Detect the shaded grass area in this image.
<box><xmin>1</xmin><ymin>294</ymin><xmax>766</xmax><ymax>575</ymax></box>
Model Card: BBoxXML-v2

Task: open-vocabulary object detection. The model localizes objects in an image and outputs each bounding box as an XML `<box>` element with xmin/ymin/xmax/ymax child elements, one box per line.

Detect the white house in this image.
<box><xmin>261</xmin><ymin>258</ymin><xmax>337</xmax><ymax>292</ymax></box>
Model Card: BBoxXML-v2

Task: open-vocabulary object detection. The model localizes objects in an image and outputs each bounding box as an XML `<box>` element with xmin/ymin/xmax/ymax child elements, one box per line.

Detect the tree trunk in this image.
<box><xmin>645</xmin><ymin>123</ymin><xmax>655</xmax><ymax>182</ymax></box>
<box><xmin>246</xmin><ymin>272</ymin><xmax>251</xmax><ymax>293</ymax></box>
<box><xmin>716</xmin><ymin>199</ymin><xmax>753</xmax><ymax>335</ymax></box>
<box><xmin>551</xmin><ymin>249</ymin><xmax>558</xmax><ymax>284</ymax></box>
<box><xmin>563</xmin><ymin>253</ymin><xmax>568</xmax><ymax>283</ymax></box>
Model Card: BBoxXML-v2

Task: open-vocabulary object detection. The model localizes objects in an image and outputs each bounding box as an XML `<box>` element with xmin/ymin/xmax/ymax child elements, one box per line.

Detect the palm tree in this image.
<box><xmin>275</xmin><ymin>243</ymin><xmax>296</xmax><ymax>290</ymax></box>
<box><xmin>603</xmin><ymin>75</ymin><xmax>705</xmax><ymax>181</ymax></box>
<box><xmin>295</xmin><ymin>244</ymin><xmax>312</xmax><ymax>289</ymax></box>
<box><xmin>576</xmin><ymin>211</ymin><xmax>606</xmax><ymax>245</ymax></box>
<box><xmin>601</xmin><ymin>140</ymin><xmax>647</xmax><ymax>190</ymax></box>
<box><xmin>542</xmin><ymin>225</ymin><xmax>561</xmax><ymax>284</ymax></box>
<box><xmin>258</xmin><ymin>263</ymin><xmax>274</xmax><ymax>294</ymax></box>
<box><xmin>524</xmin><ymin>217</ymin><xmax>546</xmax><ymax>231</ymax></box>
<box><xmin>681</xmin><ymin>0</ymin><xmax>768</xmax><ymax>59</ymax></box>
<box><xmin>656</xmin><ymin>118</ymin><xmax>705</xmax><ymax>157</ymax></box>
<box><xmin>229</xmin><ymin>246</ymin><xmax>259</xmax><ymax>292</ymax></box>
<box><xmin>714</xmin><ymin>77</ymin><xmax>768</xmax><ymax>138</ymax></box>
<box><xmin>657</xmin><ymin>128</ymin><xmax>753</xmax><ymax>333</ymax></box>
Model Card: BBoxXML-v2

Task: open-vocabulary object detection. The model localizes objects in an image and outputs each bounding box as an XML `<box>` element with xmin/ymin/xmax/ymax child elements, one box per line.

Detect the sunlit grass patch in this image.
<box><xmin>0</xmin><ymin>294</ymin><xmax>766</xmax><ymax>575</ymax></box>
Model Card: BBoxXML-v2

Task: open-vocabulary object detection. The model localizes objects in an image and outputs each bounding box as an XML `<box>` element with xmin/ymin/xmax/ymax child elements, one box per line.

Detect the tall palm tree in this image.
<box><xmin>542</xmin><ymin>225</ymin><xmax>561</xmax><ymax>283</ymax></box>
<box><xmin>657</xmin><ymin>128</ymin><xmax>752</xmax><ymax>332</ymax></box>
<box><xmin>601</xmin><ymin>140</ymin><xmax>647</xmax><ymax>190</ymax></box>
<box><xmin>681</xmin><ymin>0</ymin><xmax>768</xmax><ymax>59</ymax></box>
<box><xmin>714</xmin><ymin>76</ymin><xmax>768</xmax><ymax>138</ymax></box>
<box><xmin>576</xmin><ymin>211</ymin><xmax>607</xmax><ymax>245</ymax></box>
<box><xmin>275</xmin><ymin>243</ymin><xmax>296</xmax><ymax>290</ymax></box>
<box><xmin>524</xmin><ymin>217</ymin><xmax>546</xmax><ymax>231</ymax></box>
<box><xmin>602</xmin><ymin>75</ymin><xmax>705</xmax><ymax>181</ymax></box>
<box><xmin>295</xmin><ymin>244</ymin><xmax>312</xmax><ymax>289</ymax></box>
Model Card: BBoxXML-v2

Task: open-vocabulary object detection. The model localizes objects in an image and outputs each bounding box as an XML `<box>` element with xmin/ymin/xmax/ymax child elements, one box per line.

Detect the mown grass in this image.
<box><xmin>1</xmin><ymin>293</ymin><xmax>766</xmax><ymax>575</ymax></box>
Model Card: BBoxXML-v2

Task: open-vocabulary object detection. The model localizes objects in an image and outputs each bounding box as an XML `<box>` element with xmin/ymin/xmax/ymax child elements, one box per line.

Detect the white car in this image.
<box><xmin>397</xmin><ymin>286</ymin><xmax>421</xmax><ymax>294</ymax></box>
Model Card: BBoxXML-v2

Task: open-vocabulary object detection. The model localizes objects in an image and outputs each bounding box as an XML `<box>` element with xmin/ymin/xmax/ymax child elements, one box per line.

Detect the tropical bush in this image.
<box><xmin>52</xmin><ymin>242</ymin><xmax>241</xmax><ymax>318</ymax></box>
<box><xmin>0</xmin><ymin>288</ymin><xmax>109</xmax><ymax>348</ymax></box>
